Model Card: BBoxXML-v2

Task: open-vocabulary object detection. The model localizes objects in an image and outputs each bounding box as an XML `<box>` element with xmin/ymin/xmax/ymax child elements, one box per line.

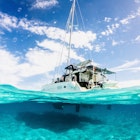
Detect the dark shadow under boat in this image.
<box><xmin>16</xmin><ymin>111</ymin><xmax>105</xmax><ymax>133</ymax></box>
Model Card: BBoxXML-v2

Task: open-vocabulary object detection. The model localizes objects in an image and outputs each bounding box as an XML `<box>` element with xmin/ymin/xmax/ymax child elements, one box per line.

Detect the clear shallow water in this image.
<box><xmin>0</xmin><ymin>84</ymin><xmax>140</xmax><ymax>104</ymax></box>
<box><xmin>0</xmin><ymin>84</ymin><xmax>140</xmax><ymax>139</ymax></box>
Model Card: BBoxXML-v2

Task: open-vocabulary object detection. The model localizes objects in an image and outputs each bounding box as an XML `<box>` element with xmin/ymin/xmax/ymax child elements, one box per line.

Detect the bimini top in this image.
<box><xmin>65</xmin><ymin>60</ymin><xmax>115</xmax><ymax>75</ymax></box>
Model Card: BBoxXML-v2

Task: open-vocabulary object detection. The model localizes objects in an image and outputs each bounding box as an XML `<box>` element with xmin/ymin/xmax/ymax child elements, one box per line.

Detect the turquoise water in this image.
<box><xmin>0</xmin><ymin>84</ymin><xmax>140</xmax><ymax>104</ymax></box>
<box><xmin>0</xmin><ymin>84</ymin><xmax>140</xmax><ymax>139</ymax></box>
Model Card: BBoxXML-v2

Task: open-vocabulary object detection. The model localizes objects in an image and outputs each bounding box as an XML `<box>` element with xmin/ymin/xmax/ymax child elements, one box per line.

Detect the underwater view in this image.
<box><xmin>0</xmin><ymin>0</ymin><xmax>140</xmax><ymax>139</ymax></box>
<box><xmin>0</xmin><ymin>84</ymin><xmax>140</xmax><ymax>140</ymax></box>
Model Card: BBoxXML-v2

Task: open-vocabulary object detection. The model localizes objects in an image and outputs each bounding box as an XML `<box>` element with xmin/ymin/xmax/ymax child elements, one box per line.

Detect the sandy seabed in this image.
<box><xmin>0</xmin><ymin>103</ymin><xmax>140</xmax><ymax>140</ymax></box>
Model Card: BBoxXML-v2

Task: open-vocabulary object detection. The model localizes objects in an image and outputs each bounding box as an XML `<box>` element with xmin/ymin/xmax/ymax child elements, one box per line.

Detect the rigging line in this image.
<box><xmin>57</xmin><ymin>36</ymin><xmax>66</xmax><ymax>76</ymax></box>
<box><xmin>53</xmin><ymin>50</ymin><xmax>60</xmax><ymax>79</ymax></box>
<box><xmin>53</xmin><ymin>32</ymin><xmax>64</xmax><ymax>77</ymax></box>
<box><xmin>76</xmin><ymin>0</ymin><xmax>86</xmax><ymax>31</ymax></box>
<box><xmin>77</xmin><ymin>0</ymin><xmax>93</xmax><ymax>61</ymax></box>
<box><xmin>55</xmin><ymin>28</ymin><xmax>69</xmax><ymax>77</ymax></box>
<box><xmin>74</xmin><ymin>8</ymin><xmax>79</xmax><ymax>30</ymax></box>
<box><xmin>54</xmin><ymin>44</ymin><xmax>64</xmax><ymax>78</ymax></box>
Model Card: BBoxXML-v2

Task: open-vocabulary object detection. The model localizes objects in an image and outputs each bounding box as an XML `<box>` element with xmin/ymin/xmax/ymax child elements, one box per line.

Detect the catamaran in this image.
<box><xmin>42</xmin><ymin>0</ymin><xmax>117</xmax><ymax>93</ymax></box>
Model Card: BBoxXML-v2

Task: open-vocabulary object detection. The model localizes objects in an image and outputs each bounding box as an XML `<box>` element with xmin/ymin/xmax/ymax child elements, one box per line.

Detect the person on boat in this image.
<box><xmin>60</xmin><ymin>76</ymin><xmax>65</xmax><ymax>82</ymax></box>
<box><xmin>72</xmin><ymin>74</ymin><xmax>77</xmax><ymax>81</ymax></box>
<box><xmin>96</xmin><ymin>73</ymin><xmax>104</xmax><ymax>88</ymax></box>
<box><xmin>54</xmin><ymin>77</ymin><xmax>60</xmax><ymax>83</ymax></box>
<box><xmin>88</xmin><ymin>78</ymin><xmax>94</xmax><ymax>89</ymax></box>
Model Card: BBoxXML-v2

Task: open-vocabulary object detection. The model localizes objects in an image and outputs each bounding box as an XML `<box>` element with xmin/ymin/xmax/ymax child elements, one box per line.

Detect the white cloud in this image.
<box><xmin>0</xmin><ymin>12</ymin><xmax>17</xmax><ymax>31</ymax></box>
<box><xmin>31</xmin><ymin>28</ymin><xmax>96</xmax><ymax>50</ymax></box>
<box><xmin>69</xmin><ymin>31</ymin><xmax>96</xmax><ymax>50</ymax></box>
<box><xmin>114</xmin><ymin>18</ymin><xmax>119</xmax><ymax>21</ymax></box>
<box><xmin>0</xmin><ymin>47</ymin><xmax>51</xmax><ymax>88</ymax></box>
<box><xmin>112</xmin><ymin>40</ymin><xmax>117</xmax><ymax>46</ymax></box>
<box><xmin>32</xmin><ymin>0</ymin><xmax>58</xmax><ymax>9</ymax></box>
<box><xmin>20</xmin><ymin>20</ymin><xmax>97</xmax><ymax>51</ymax></box>
<box><xmin>18</xmin><ymin>18</ymin><xmax>49</xmax><ymax>35</ymax></box>
<box><xmin>0</xmin><ymin>12</ymin><xmax>50</xmax><ymax>36</ymax></box>
<box><xmin>134</xmin><ymin>0</ymin><xmax>140</xmax><ymax>3</ymax></box>
<box><xmin>101</xmin><ymin>23</ymin><xmax>120</xmax><ymax>36</ymax></box>
<box><xmin>19</xmin><ymin>20</ymin><xmax>96</xmax><ymax>50</ymax></box>
<box><xmin>111</xmin><ymin>59</ymin><xmax>140</xmax><ymax>72</ymax></box>
<box><xmin>101</xmin><ymin>7</ymin><xmax>140</xmax><ymax>36</ymax></box>
<box><xmin>135</xmin><ymin>35</ymin><xmax>140</xmax><ymax>42</ymax></box>
<box><xmin>44</xmin><ymin>27</ymin><xmax>66</xmax><ymax>40</ymax></box>
<box><xmin>0</xmin><ymin>46</ymin><xmax>61</xmax><ymax>89</ymax></box>
<box><xmin>36</xmin><ymin>39</ymin><xmax>85</xmax><ymax>62</ymax></box>
<box><xmin>94</xmin><ymin>44</ymin><xmax>102</xmax><ymax>52</ymax></box>
<box><xmin>17</xmin><ymin>7</ymin><xmax>22</xmax><ymax>12</ymax></box>
<box><xmin>18</xmin><ymin>48</ymin><xmax>59</xmax><ymax>79</ymax></box>
<box><xmin>120</xmin><ymin>15</ymin><xmax>135</xmax><ymax>25</ymax></box>
<box><xmin>120</xmin><ymin>8</ymin><xmax>140</xmax><ymax>25</ymax></box>
<box><xmin>104</xmin><ymin>17</ymin><xmax>112</xmax><ymax>22</ymax></box>
<box><xmin>137</xmin><ymin>7</ymin><xmax>140</xmax><ymax>15</ymax></box>
<box><xmin>112</xmin><ymin>40</ymin><xmax>125</xmax><ymax>46</ymax></box>
<box><xmin>0</xmin><ymin>49</ymin><xmax>21</xmax><ymax>85</ymax></box>
<box><xmin>0</xmin><ymin>12</ymin><xmax>97</xmax><ymax>51</ymax></box>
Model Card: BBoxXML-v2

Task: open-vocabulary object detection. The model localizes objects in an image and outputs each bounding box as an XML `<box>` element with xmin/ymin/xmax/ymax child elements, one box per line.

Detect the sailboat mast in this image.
<box><xmin>67</xmin><ymin>0</ymin><xmax>76</xmax><ymax>66</ymax></box>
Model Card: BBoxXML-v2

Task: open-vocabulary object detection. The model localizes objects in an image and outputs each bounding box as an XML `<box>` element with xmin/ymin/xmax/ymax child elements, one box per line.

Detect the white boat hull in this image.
<box><xmin>42</xmin><ymin>81</ymin><xmax>118</xmax><ymax>93</ymax></box>
<box><xmin>42</xmin><ymin>81</ymin><xmax>83</xmax><ymax>93</ymax></box>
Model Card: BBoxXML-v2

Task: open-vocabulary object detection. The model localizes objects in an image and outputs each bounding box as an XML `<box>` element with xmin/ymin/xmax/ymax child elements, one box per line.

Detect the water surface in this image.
<box><xmin>0</xmin><ymin>84</ymin><xmax>140</xmax><ymax>139</ymax></box>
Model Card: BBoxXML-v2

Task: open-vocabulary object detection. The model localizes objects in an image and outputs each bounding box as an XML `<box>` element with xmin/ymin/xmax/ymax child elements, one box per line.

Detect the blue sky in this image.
<box><xmin>0</xmin><ymin>0</ymin><xmax>140</xmax><ymax>89</ymax></box>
